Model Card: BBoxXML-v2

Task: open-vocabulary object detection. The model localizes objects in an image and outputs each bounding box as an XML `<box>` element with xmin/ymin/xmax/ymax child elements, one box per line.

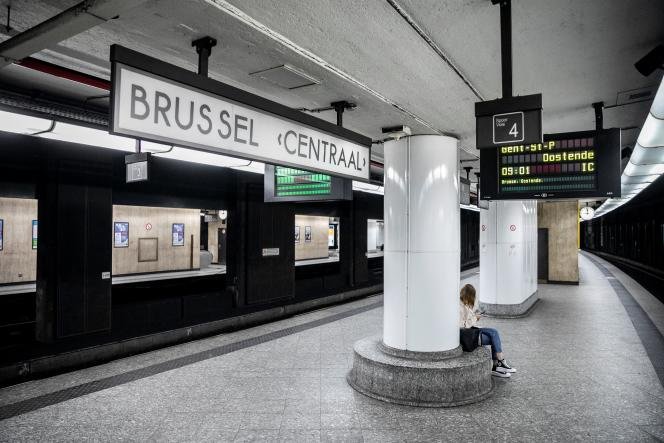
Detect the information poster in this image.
<box><xmin>304</xmin><ymin>226</ymin><xmax>312</xmax><ymax>243</ymax></box>
<box><xmin>114</xmin><ymin>222</ymin><xmax>129</xmax><ymax>248</ymax></box>
<box><xmin>328</xmin><ymin>226</ymin><xmax>335</xmax><ymax>247</ymax></box>
<box><xmin>0</xmin><ymin>219</ymin><xmax>3</xmax><ymax>251</ymax></box>
<box><xmin>172</xmin><ymin>223</ymin><xmax>185</xmax><ymax>246</ymax></box>
<box><xmin>294</xmin><ymin>226</ymin><xmax>300</xmax><ymax>243</ymax></box>
<box><xmin>31</xmin><ymin>220</ymin><xmax>38</xmax><ymax>249</ymax></box>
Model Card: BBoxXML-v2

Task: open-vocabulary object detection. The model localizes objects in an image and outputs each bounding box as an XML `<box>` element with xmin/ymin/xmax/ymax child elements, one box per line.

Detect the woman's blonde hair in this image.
<box><xmin>460</xmin><ymin>284</ymin><xmax>476</xmax><ymax>307</ymax></box>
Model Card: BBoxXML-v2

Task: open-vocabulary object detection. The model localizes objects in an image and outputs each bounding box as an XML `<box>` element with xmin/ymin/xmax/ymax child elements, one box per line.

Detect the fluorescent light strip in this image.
<box><xmin>0</xmin><ymin>110</ymin><xmax>263</xmax><ymax>173</ymax></box>
<box><xmin>352</xmin><ymin>181</ymin><xmax>384</xmax><ymax>195</ymax></box>
<box><xmin>460</xmin><ymin>203</ymin><xmax>480</xmax><ymax>212</ymax></box>
<box><xmin>628</xmin><ymin>143</ymin><xmax>664</xmax><ymax>165</ymax></box>
<box><xmin>594</xmin><ymin>78</ymin><xmax>664</xmax><ymax>218</ymax></box>
<box><xmin>638</xmin><ymin>113</ymin><xmax>664</xmax><ymax>147</ymax></box>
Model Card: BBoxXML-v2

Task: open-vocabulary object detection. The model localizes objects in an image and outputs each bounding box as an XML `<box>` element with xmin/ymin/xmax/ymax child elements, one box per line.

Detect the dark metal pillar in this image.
<box><xmin>192</xmin><ymin>36</ymin><xmax>217</xmax><ymax>77</ymax></box>
<box><xmin>492</xmin><ymin>0</ymin><xmax>512</xmax><ymax>98</ymax></box>
<box><xmin>592</xmin><ymin>101</ymin><xmax>604</xmax><ymax>131</ymax></box>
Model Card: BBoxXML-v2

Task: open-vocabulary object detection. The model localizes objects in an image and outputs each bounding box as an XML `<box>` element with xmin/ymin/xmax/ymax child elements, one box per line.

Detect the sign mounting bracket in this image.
<box><xmin>592</xmin><ymin>102</ymin><xmax>604</xmax><ymax>131</ymax></box>
<box><xmin>331</xmin><ymin>101</ymin><xmax>356</xmax><ymax>127</ymax></box>
<box><xmin>192</xmin><ymin>36</ymin><xmax>217</xmax><ymax>77</ymax></box>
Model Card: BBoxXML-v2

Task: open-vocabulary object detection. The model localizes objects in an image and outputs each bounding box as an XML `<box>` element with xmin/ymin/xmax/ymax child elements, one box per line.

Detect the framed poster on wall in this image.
<box><xmin>295</xmin><ymin>225</ymin><xmax>300</xmax><ymax>243</ymax></box>
<box><xmin>31</xmin><ymin>220</ymin><xmax>38</xmax><ymax>249</ymax></box>
<box><xmin>172</xmin><ymin>223</ymin><xmax>185</xmax><ymax>246</ymax></box>
<box><xmin>114</xmin><ymin>222</ymin><xmax>129</xmax><ymax>248</ymax></box>
<box><xmin>0</xmin><ymin>219</ymin><xmax>3</xmax><ymax>251</ymax></box>
<box><xmin>304</xmin><ymin>226</ymin><xmax>312</xmax><ymax>243</ymax></box>
<box><xmin>328</xmin><ymin>224</ymin><xmax>338</xmax><ymax>249</ymax></box>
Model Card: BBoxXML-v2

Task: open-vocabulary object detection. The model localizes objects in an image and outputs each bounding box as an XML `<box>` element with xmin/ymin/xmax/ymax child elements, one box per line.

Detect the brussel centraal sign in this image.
<box><xmin>110</xmin><ymin>45</ymin><xmax>371</xmax><ymax>181</ymax></box>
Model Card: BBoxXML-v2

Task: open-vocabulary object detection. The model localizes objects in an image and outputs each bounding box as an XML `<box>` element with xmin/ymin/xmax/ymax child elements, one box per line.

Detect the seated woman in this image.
<box><xmin>459</xmin><ymin>284</ymin><xmax>516</xmax><ymax>378</ymax></box>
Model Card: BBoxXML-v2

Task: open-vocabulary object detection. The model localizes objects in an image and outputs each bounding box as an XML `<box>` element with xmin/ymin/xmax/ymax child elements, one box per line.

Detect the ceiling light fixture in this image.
<box><xmin>594</xmin><ymin>77</ymin><xmax>664</xmax><ymax>218</ymax></box>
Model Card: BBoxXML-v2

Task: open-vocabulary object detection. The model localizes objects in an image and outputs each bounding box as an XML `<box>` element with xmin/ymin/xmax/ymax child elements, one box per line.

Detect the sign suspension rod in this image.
<box><xmin>192</xmin><ymin>36</ymin><xmax>217</xmax><ymax>77</ymax></box>
<box><xmin>492</xmin><ymin>0</ymin><xmax>512</xmax><ymax>99</ymax></box>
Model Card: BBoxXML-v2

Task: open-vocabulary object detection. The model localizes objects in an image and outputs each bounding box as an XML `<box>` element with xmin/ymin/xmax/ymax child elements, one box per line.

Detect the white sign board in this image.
<box><xmin>126</xmin><ymin>160</ymin><xmax>148</xmax><ymax>183</ymax></box>
<box><xmin>262</xmin><ymin>248</ymin><xmax>280</xmax><ymax>257</ymax></box>
<box><xmin>112</xmin><ymin>64</ymin><xmax>370</xmax><ymax>181</ymax></box>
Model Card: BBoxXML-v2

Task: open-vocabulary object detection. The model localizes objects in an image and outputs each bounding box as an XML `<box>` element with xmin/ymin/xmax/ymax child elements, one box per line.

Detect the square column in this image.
<box><xmin>479</xmin><ymin>200</ymin><xmax>539</xmax><ymax>317</ymax></box>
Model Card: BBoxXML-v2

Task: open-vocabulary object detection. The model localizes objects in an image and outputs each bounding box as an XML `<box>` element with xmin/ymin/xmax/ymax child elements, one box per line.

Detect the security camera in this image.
<box><xmin>381</xmin><ymin>125</ymin><xmax>412</xmax><ymax>140</ymax></box>
<box><xmin>635</xmin><ymin>45</ymin><xmax>664</xmax><ymax>77</ymax></box>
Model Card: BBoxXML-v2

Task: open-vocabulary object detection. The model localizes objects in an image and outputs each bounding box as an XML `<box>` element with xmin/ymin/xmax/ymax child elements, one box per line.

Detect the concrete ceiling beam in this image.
<box><xmin>0</xmin><ymin>0</ymin><xmax>149</xmax><ymax>69</ymax></box>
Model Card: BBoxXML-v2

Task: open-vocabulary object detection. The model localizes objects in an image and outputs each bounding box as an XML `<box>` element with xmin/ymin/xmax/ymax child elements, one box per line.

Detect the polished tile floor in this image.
<box><xmin>1</xmin><ymin>254</ymin><xmax>663</xmax><ymax>442</ymax></box>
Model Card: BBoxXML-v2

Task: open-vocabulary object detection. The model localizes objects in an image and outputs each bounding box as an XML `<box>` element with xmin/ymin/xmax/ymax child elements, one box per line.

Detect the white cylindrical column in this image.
<box><xmin>480</xmin><ymin>200</ymin><xmax>538</xmax><ymax>312</ymax></box>
<box><xmin>383</xmin><ymin>135</ymin><xmax>460</xmax><ymax>352</ymax></box>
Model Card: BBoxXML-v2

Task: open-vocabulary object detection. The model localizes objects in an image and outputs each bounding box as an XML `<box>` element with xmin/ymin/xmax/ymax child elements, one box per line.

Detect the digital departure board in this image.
<box><xmin>480</xmin><ymin>128</ymin><xmax>621</xmax><ymax>200</ymax></box>
<box><xmin>274</xmin><ymin>167</ymin><xmax>332</xmax><ymax>197</ymax></box>
<box><xmin>264</xmin><ymin>165</ymin><xmax>353</xmax><ymax>202</ymax></box>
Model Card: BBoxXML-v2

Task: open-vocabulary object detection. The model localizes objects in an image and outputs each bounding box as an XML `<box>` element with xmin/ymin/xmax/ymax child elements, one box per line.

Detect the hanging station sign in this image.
<box><xmin>109</xmin><ymin>45</ymin><xmax>371</xmax><ymax>181</ymax></box>
<box><xmin>480</xmin><ymin>128</ymin><xmax>621</xmax><ymax>200</ymax></box>
<box><xmin>125</xmin><ymin>152</ymin><xmax>150</xmax><ymax>183</ymax></box>
<box><xmin>475</xmin><ymin>94</ymin><xmax>542</xmax><ymax>149</ymax></box>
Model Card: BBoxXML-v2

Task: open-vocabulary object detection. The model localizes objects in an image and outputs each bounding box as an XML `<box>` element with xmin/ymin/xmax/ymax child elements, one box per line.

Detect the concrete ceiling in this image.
<box><xmin>1</xmin><ymin>0</ymin><xmax>663</xmax><ymax>180</ymax></box>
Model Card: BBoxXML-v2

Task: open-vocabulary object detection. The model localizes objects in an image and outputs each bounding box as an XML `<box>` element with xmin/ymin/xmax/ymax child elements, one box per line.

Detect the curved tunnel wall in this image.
<box><xmin>582</xmin><ymin>175</ymin><xmax>664</xmax><ymax>302</ymax></box>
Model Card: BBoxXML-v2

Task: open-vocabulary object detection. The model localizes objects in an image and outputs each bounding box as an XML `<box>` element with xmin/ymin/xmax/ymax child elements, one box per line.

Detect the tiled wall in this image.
<box><xmin>295</xmin><ymin>215</ymin><xmax>329</xmax><ymax>261</ymax></box>
<box><xmin>112</xmin><ymin>205</ymin><xmax>201</xmax><ymax>275</ymax></box>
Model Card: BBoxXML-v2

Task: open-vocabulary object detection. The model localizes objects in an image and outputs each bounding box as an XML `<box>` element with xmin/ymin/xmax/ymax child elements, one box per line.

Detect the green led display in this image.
<box><xmin>275</xmin><ymin>166</ymin><xmax>332</xmax><ymax>197</ymax></box>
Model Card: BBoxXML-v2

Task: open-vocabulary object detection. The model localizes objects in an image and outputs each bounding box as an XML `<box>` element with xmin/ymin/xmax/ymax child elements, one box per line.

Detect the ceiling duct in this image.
<box><xmin>0</xmin><ymin>0</ymin><xmax>149</xmax><ymax>69</ymax></box>
<box><xmin>616</xmin><ymin>86</ymin><xmax>657</xmax><ymax>106</ymax></box>
<box><xmin>0</xmin><ymin>88</ymin><xmax>108</xmax><ymax>127</ymax></box>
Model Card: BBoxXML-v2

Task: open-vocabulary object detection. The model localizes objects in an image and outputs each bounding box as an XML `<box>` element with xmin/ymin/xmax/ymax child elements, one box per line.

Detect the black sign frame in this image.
<box><xmin>263</xmin><ymin>165</ymin><xmax>353</xmax><ymax>202</ymax></box>
<box><xmin>475</xmin><ymin>94</ymin><xmax>542</xmax><ymax>149</ymax></box>
<box><xmin>480</xmin><ymin>128</ymin><xmax>621</xmax><ymax>200</ymax></box>
<box><xmin>109</xmin><ymin>45</ymin><xmax>372</xmax><ymax>182</ymax></box>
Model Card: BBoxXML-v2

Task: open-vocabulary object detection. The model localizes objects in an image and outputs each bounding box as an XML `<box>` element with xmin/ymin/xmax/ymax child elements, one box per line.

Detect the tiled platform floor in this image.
<box><xmin>1</xmin><ymin>253</ymin><xmax>663</xmax><ymax>442</ymax></box>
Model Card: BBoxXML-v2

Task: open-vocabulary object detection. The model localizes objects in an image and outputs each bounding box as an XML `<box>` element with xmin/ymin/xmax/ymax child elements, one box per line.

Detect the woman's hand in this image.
<box><xmin>475</xmin><ymin>314</ymin><xmax>481</xmax><ymax>321</ymax></box>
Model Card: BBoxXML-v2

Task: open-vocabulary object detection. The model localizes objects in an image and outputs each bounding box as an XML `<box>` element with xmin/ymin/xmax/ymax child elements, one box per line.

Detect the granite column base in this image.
<box><xmin>347</xmin><ymin>336</ymin><xmax>493</xmax><ymax>407</ymax></box>
<box><xmin>480</xmin><ymin>291</ymin><xmax>540</xmax><ymax>318</ymax></box>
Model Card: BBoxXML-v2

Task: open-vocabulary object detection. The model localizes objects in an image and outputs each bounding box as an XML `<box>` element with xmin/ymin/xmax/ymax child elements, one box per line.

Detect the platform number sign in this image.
<box><xmin>493</xmin><ymin>112</ymin><xmax>524</xmax><ymax>144</ymax></box>
<box><xmin>474</xmin><ymin>94</ymin><xmax>542</xmax><ymax>150</ymax></box>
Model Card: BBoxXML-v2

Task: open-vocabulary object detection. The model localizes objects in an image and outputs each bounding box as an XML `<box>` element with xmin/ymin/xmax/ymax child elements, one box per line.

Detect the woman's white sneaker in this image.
<box><xmin>495</xmin><ymin>359</ymin><xmax>516</xmax><ymax>373</ymax></box>
<box><xmin>491</xmin><ymin>366</ymin><xmax>512</xmax><ymax>378</ymax></box>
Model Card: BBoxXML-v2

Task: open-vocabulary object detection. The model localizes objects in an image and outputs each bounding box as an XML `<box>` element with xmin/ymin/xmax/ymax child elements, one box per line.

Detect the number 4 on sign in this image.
<box><xmin>509</xmin><ymin>123</ymin><xmax>519</xmax><ymax>138</ymax></box>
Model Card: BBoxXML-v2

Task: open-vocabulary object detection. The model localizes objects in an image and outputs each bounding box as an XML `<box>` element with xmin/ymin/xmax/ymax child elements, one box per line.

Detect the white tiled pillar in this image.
<box><xmin>383</xmin><ymin>135</ymin><xmax>460</xmax><ymax>352</ymax></box>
